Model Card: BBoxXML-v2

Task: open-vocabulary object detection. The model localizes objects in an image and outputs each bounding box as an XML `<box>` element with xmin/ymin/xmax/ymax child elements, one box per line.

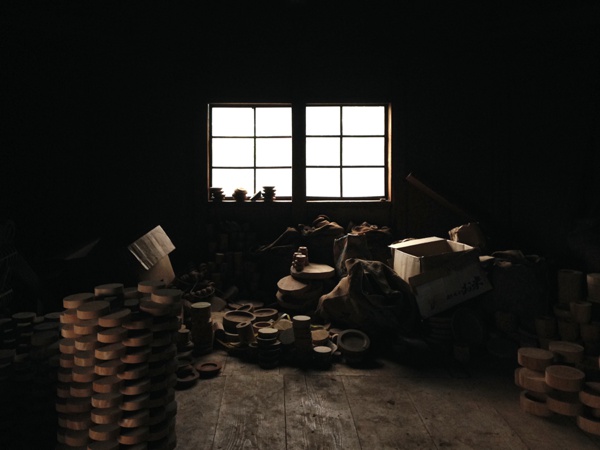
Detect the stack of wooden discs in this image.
<box><xmin>292</xmin><ymin>315</ymin><xmax>313</xmax><ymax>367</ymax></box>
<box><xmin>577</xmin><ymin>381</ymin><xmax>600</xmax><ymax>435</ymax></box>
<box><xmin>545</xmin><ymin>364</ymin><xmax>585</xmax><ymax>417</ymax></box>
<box><xmin>515</xmin><ymin>346</ymin><xmax>555</xmax><ymax>417</ymax></box>
<box><xmin>256</xmin><ymin>327</ymin><xmax>281</xmax><ymax>369</ymax></box>
<box><xmin>56</xmin><ymin>283</ymin><xmax>179</xmax><ymax>450</ymax></box>
<box><xmin>276</xmin><ymin>275</ymin><xmax>324</xmax><ymax>313</ymax></box>
<box><xmin>189</xmin><ymin>301</ymin><xmax>214</xmax><ymax>355</ymax></box>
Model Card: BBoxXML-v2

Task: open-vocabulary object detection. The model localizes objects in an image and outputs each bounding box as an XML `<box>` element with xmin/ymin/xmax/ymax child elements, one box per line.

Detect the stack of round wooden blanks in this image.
<box><xmin>577</xmin><ymin>381</ymin><xmax>600</xmax><ymax>435</ymax></box>
<box><xmin>94</xmin><ymin>282</ymin><xmax>125</xmax><ymax>311</ymax></box>
<box><xmin>516</xmin><ymin>346</ymin><xmax>555</xmax><ymax>417</ymax></box>
<box><xmin>256</xmin><ymin>327</ymin><xmax>281</xmax><ymax>369</ymax></box>
<box><xmin>189</xmin><ymin>301</ymin><xmax>214</xmax><ymax>355</ymax></box>
<box><xmin>275</xmin><ymin>275</ymin><xmax>323</xmax><ymax>313</ymax></box>
<box><xmin>145</xmin><ymin>290</ymin><xmax>180</xmax><ymax>448</ymax></box>
<box><xmin>56</xmin><ymin>292</ymin><xmax>95</xmax><ymax>448</ymax></box>
<box><xmin>545</xmin><ymin>365</ymin><xmax>585</xmax><ymax>416</ymax></box>
<box><xmin>292</xmin><ymin>315</ymin><xmax>313</xmax><ymax>366</ymax></box>
<box><xmin>137</xmin><ymin>279</ymin><xmax>166</xmax><ymax>295</ymax></box>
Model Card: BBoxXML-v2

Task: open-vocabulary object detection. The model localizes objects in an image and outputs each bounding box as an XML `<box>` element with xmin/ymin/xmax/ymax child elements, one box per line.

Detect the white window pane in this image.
<box><xmin>343</xmin><ymin>106</ymin><xmax>385</xmax><ymax>135</ymax></box>
<box><xmin>306</xmin><ymin>137</ymin><xmax>340</xmax><ymax>166</ymax></box>
<box><xmin>342</xmin><ymin>137</ymin><xmax>385</xmax><ymax>166</ymax></box>
<box><xmin>256</xmin><ymin>108</ymin><xmax>292</xmax><ymax>136</ymax></box>
<box><xmin>212</xmin><ymin>138</ymin><xmax>254</xmax><ymax>167</ymax></box>
<box><xmin>306</xmin><ymin>168</ymin><xmax>340</xmax><ymax>197</ymax></box>
<box><xmin>256</xmin><ymin>138</ymin><xmax>292</xmax><ymax>166</ymax></box>
<box><xmin>212</xmin><ymin>169</ymin><xmax>255</xmax><ymax>197</ymax></box>
<box><xmin>212</xmin><ymin>108</ymin><xmax>254</xmax><ymax>136</ymax></box>
<box><xmin>256</xmin><ymin>169</ymin><xmax>292</xmax><ymax>197</ymax></box>
<box><xmin>306</xmin><ymin>106</ymin><xmax>340</xmax><ymax>136</ymax></box>
<box><xmin>342</xmin><ymin>168</ymin><xmax>385</xmax><ymax>197</ymax></box>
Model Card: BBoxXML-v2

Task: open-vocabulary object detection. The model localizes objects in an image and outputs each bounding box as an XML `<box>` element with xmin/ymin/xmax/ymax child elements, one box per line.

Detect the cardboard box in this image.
<box><xmin>389</xmin><ymin>237</ymin><xmax>492</xmax><ymax>318</ymax></box>
<box><xmin>128</xmin><ymin>225</ymin><xmax>176</xmax><ymax>285</ymax></box>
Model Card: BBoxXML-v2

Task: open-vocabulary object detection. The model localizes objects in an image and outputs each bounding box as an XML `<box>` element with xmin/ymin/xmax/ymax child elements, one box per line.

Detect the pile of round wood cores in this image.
<box><xmin>515</xmin><ymin>340</ymin><xmax>600</xmax><ymax>436</ymax></box>
<box><xmin>55</xmin><ymin>282</ymin><xmax>180</xmax><ymax>449</ymax></box>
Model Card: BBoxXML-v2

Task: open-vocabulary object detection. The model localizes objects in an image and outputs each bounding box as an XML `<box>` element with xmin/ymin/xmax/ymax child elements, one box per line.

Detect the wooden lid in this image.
<box><xmin>59</xmin><ymin>338</ymin><xmax>76</xmax><ymax>354</ymax></box>
<box><xmin>60</xmin><ymin>308</ymin><xmax>79</xmax><ymax>324</ymax></box>
<box><xmin>95</xmin><ymin>342</ymin><xmax>126</xmax><ymax>361</ymax></box>
<box><xmin>137</xmin><ymin>279</ymin><xmax>166</xmax><ymax>294</ymax></box>
<box><xmin>516</xmin><ymin>367</ymin><xmax>551</xmax><ymax>393</ymax></box>
<box><xmin>150</xmin><ymin>288</ymin><xmax>183</xmax><ymax>305</ymax></box>
<box><xmin>545</xmin><ymin>365</ymin><xmax>585</xmax><ymax>392</ymax></box>
<box><xmin>577</xmin><ymin>414</ymin><xmax>600</xmax><ymax>436</ymax></box>
<box><xmin>60</xmin><ymin>324</ymin><xmax>77</xmax><ymax>339</ymax></box>
<box><xmin>98</xmin><ymin>309</ymin><xmax>131</xmax><ymax>328</ymax></box>
<box><xmin>63</xmin><ymin>292</ymin><xmax>94</xmax><ymax>310</ymax></box>
<box><xmin>76</xmin><ymin>301</ymin><xmax>110</xmax><ymax>320</ymax></box>
<box><xmin>120</xmin><ymin>392</ymin><xmax>150</xmax><ymax>411</ymax></box>
<box><xmin>71</xmin><ymin>365</ymin><xmax>97</xmax><ymax>383</ymax></box>
<box><xmin>517</xmin><ymin>347</ymin><xmax>554</xmax><ymax>371</ymax></box>
<box><xmin>119</xmin><ymin>409</ymin><xmax>150</xmax><ymax>428</ymax></box>
<box><xmin>519</xmin><ymin>390</ymin><xmax>552</xmax><ymax>417</ymax></box>
<box><xmin>97</xmin><ymin>327</ymin><xmax>128</xmax><ymax>344</ymax></box>
<box><xmin>93</xmin><ymin>375</ymin><xmax>122</xmax><ymax>394</ymax></box>
<box><xmin>95</xmin><ymin>358</ymin><xmax>125</xmax><ymax>376</ymax></box>
<box><xmin>579</xmin><ymin>382</ymin><xmax>600</xmax><ymax>408</ymax></box>
<box><xmin>277</xmin><ymin>275</ymin><xmax>310</xmax><ymax>294</ymax></box>
<box><xmin>92</xmin><ymin>391</ymin><xmax>123</xmax><ymax>409</ymax></box>
<box><xmin>88</xmin><ymin>423</ymin><xmax>120</xmax><ymax>444</ymax></box>
<box><xmin>75</xmin><ymin>334</ymin><xmax>100</xmax><ymax>351</ymax></box>
<box><xmin>546</xmin><ymin>389</ymin><xmax>583</xmax><ymax>416</ymax></box>
<box><xmin>117</xmin><ymin>363</ymin><xmax>149</xmax><ymax>380</ymax></box>
<box><xmin>73</xmin><ymin>350</ymin><xmax>95</xmax><ymax>367</ymax></box>
<box><xmin>90</xmin><ymin>406</ymin><xmax>122</xmax><ymax>425</ymax></box>
<box><xmin>139</xmin><ymin>298</ymin><xmax>172</xmax><ymax>317</ymax></box>
<box><xmin>123</xmin><ymin>331</ymin><xmax>153</xmax><ymax>348</ymax></box>
<box><xmin>94</xmin><ymin>283</ymin><xmax>125</xmax><ymax>297</ymax></box>
<box><xmin>121</xmin><ymin>346</ymin><xmax>152</xmax><ymax>364</ymax></box>
<box><xmin>70</xmin><ymin>381</ymin><xmax>94</xmax><ymax>398</ymax></box>
<box><xmin>118</xmin><ymin>426</ymin><xmax>149</xmax><ymax>445</ymax></box>
<box><xmin>73</xmin><ymin>319</ymin><xmax>100</xmax><ymax>336</ymax></box>
<box><xmin>120</xmin><ymin>377</ymin><xmax>151</xmax><ymax>396</ymax></box>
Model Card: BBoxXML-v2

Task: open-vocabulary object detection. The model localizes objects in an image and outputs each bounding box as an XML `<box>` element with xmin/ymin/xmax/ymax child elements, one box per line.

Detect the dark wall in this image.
<box><xmin>2</xmin><ymin>2</ymin><xmax>599</xmax><ymax>285</ymax></box>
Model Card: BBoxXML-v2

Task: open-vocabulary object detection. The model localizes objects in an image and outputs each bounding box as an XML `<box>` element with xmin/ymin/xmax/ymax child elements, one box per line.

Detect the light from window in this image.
<box><xmin>209</xmin><ymin>104</ymin><xmax>388</xmax><ymax>200</ymax></box>
<box><xmin>210</xmin><ymin>106</ymin><xmax>292</xmax><ymax>198</ymax></box>
<box><xmin>306</xmin><ymin>105</ymin><xmax>386</xmax><ymax>199</ymax></box>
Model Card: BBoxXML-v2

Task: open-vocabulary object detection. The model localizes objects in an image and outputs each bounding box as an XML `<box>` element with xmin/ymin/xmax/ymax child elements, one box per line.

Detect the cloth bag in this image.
<box><xmin>315</xmin><ymin>258</ymin><xmax>420</xmax><ymax>343</ymax></box>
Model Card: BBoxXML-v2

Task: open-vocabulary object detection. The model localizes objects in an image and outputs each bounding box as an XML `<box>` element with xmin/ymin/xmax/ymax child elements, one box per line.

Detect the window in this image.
<box><xmin>209</xmin><ymin>103</ymin><xmax>389</xmax><ymax>200</ymax></box>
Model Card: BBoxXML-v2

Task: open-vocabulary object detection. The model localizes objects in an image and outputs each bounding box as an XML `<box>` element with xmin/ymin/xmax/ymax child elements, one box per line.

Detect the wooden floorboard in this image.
<box><xmin>284</xmin><ymin>373</ymin><xmax>361</xmax><ymax>450</ymax></box>
<box><xmin>173</xmin><ymin>348</ymin><xmax>600</xmax><ymax>450</ymax></box>
<box><xmin>343</xmin><ymin>375</ymin><xmax>437</xmax><ymax>449</ymax></box>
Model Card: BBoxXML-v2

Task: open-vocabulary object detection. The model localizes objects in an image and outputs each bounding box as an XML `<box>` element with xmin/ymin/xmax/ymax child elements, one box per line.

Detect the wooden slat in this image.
<box><xmin>285</xmin><ymin>373</ymin><xmax>361</xmax><ymax>450</ymax></box>
<box><xmin>343</xmin><ymin>375</ymin><xmax>436</xmax><ymax>449</ymax></box>
<box><xmin>212</xmin><ymin>371</ymin><xmax>286</xmax><ymax>449</ymax></box>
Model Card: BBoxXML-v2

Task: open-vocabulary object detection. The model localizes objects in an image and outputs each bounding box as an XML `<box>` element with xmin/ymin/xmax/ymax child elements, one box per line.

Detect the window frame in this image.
<box><xmin>207</xmin><ymin>102</ymin><xmax>392</xmax><ymax>203</ymax></box>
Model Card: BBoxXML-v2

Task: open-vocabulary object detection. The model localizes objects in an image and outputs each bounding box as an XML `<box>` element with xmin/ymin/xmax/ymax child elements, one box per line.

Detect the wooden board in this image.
<box><xmin>212</xmin><ymin>371</ymin><xmax>286</xmax><ymax>449</ymax></box>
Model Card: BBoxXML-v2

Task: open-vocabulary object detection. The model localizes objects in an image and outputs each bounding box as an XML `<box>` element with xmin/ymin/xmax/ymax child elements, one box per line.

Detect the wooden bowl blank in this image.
<box><xmin>546</xmin><ymin>389</ymin><xmax>583</xmax><ymax>416</ymax></box>
<box><xmin>517</xmin><ymin>347</ymin><xmax>554</xmax><ymax>371</ymax></box>
<box><xmin>545</xmin><ymin>364</ymin><xmax>586</xmax><ymax>392</ymax></box>
<box><xmin>548</xmin><ymin>340</ymin><xmax>584</xmax><ymax>364</ymax></box>
<box><xmin>577</xmin><ymin>414</ymin><xmax>600</xmax><ymax>436</ymax></box>
<box><xmin>580</xmin><ymin>382</ymin><xmax>600</xmax><ymax>408</ymax></box>
<box><xmin>519</xmin><ymin>390</ymin><xmax>552</xmax><ymax>417</ymax></box>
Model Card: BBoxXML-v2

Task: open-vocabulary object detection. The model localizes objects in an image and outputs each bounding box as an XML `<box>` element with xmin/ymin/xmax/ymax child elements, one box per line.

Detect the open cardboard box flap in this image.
<box><xmin>127</xmin><ymin>225</ymin><xmax>176</xmax><ymax>284</ymax></box>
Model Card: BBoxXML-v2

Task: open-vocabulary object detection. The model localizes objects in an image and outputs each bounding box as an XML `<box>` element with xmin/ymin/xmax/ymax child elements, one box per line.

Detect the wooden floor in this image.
<box><xmin>174</xmin><ymin>341</ymin><xmax>600</xmax><ymax>450</ymax></box>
